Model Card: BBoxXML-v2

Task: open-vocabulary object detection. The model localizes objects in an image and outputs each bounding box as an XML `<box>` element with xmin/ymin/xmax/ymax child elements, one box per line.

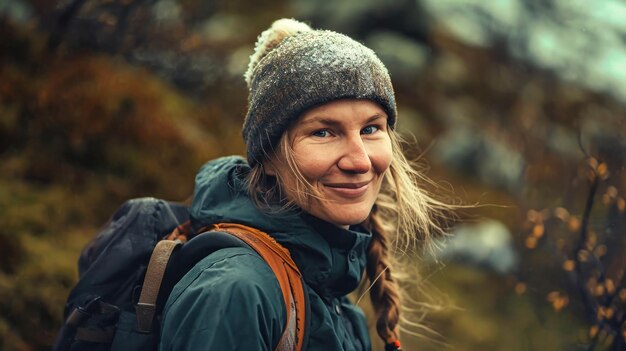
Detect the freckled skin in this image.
<box><xmin>268</xmin><ymin>99</ymin><xmax>393</xmax><ymax>227</ymax></box>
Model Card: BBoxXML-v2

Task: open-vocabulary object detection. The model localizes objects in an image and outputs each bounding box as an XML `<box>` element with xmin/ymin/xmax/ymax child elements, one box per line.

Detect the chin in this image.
<box><xmin>324</xmin><ymin>207</ymin><xmax>371</xmax><ymax>227</ymax></box>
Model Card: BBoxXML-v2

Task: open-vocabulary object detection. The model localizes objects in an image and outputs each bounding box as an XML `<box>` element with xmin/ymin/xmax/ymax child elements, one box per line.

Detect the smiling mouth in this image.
<box><xmin>323</xmin><ymin>180</ymin><xmax>372</xmax><ymax>197</ymax></box>
<box><xmin>325</xmin><ymin>181</ymin><xmax>369</xmax><ymax>188</ymax></box>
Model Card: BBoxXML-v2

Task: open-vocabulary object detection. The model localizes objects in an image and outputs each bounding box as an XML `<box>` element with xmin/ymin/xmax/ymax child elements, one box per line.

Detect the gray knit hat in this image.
<box><xmin>242</xmin><ymin>19</ymin><xmax>397</xmax><ymax>166</ymax></box>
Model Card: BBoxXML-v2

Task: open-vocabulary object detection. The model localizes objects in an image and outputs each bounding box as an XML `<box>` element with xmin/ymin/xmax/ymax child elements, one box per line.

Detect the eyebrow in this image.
<box><xmin>299</xmin><ymin>113</ymin><xmax>387</xmax><ymax>127</ymax></box>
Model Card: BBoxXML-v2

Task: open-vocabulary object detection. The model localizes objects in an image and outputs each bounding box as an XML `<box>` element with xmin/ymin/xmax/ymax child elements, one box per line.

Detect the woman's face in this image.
<box><xmin>267</xmin><ymin>99</ymin><xmax>393</xmax><ymax>227</ymax></box>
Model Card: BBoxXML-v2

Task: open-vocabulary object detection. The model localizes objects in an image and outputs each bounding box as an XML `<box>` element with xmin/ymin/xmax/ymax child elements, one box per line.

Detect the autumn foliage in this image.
<box><xmin>523</xmin><ymin>157</ymin><xmax>626</xmax><ymax>350</ymax></box>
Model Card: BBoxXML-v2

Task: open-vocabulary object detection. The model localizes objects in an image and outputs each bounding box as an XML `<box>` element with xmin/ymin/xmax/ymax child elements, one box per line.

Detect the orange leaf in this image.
<box><xmin>563</xmin><ymin>260</ymin><xmax>575</xmax><ymax>272</ymax></box>
<box><xmin>589</xmin><ymin>325</ymin><xmax>599</xmax><ymax>337</ymax></box>
<box><xmin>605</xmin><ymin>279</ymin><xmax>615</xmax><ymax>295</ymax></box>
<box><xmin>617</xmin><ymin>198</ymin><xmax>625</xmax><ymax>213</ymax></box>
<box><xmin>547</xmin><ymin>291</ymin><xmax>560</xmax><ymax>302</ymax></box>
<box><xmin>593</xmin><ymin>245</ymin><xmax>607</xmax><ymax>258</ymax></box>
<box><xmin>577</xmin><ymin>250</ymin><xmax>590</xmax><ymax>262</ymax></box>
<box><xmin>553</xmin><ymin>207</ymin><xmax>570</xmax><ymax>221</ymax></box>
<box><xmin>568</xmin><ymin>217</ymin><xmax>581</xmax><ymax>232</ymax></box>
<box><xmin>597</xmin><ymin>163</ymin><xmax>608</xmax><ymax>179</ymax></box>
<box><xmin>525</xmin><ymin>236</ymin><xmax>538</xmax><ymax>249</ymax></box>
<box><xmin>594</xmin><ymin>285</ymin><xmax>605</xmax><ymax>297</ymax></box>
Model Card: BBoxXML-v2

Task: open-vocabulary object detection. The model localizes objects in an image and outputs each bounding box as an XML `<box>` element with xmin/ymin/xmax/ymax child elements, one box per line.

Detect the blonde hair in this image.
<box><xmin>246</xmin><ymin>129</ymin><xmax>452</xmax><ymax>344</ymax></box>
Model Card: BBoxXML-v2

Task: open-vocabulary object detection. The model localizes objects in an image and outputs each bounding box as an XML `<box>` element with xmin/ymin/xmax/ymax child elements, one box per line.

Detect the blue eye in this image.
<box><xmin>312</xmin><ymin>129</ymin><xmax>330</xmax><ymax>137</ymax></box>
<box><xmin>361</xmin><ymin>125</ymin><xmax>379</xmax><ymax>135</ymax></box>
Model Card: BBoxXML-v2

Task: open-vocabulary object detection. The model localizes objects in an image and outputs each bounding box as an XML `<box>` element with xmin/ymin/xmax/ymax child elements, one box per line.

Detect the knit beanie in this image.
<box><xmin>242</xmin><ymin>18</ymin><xmax>397</xmax><ymax>166</ymax></box>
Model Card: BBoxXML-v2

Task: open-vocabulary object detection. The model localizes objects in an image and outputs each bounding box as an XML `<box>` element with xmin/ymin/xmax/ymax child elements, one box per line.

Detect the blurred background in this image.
<box><xmin>1</xmin><ymin>0</ymin><xmax>625</xmax><ymax>350</ymax></box>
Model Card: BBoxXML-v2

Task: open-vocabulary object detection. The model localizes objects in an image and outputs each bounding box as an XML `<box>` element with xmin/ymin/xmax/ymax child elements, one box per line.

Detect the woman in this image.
<box><xmin>159</xmin><ymin>18</ymin><xmax>447</xmax><ymax>351</ymax></box>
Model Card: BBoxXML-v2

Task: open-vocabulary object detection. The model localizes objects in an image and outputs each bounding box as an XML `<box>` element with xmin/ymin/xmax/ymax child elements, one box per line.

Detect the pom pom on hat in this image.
<box><xmin>244</xmin><ymin>19</ymin><xmax>312</xmax><ymax>87</ymax></box>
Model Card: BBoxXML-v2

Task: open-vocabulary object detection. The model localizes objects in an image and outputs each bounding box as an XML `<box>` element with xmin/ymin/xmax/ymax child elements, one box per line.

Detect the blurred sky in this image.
<box><xmin>422</xmin><ymin>0</ymin><xmax>626</xmax><ymax>102</ymax></box>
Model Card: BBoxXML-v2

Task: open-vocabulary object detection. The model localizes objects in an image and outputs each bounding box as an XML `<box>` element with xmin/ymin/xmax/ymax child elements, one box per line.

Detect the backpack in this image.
<box><xmin>53</xmin><ymin>197</ymin><xmax>306</xmax><ymax>351</ymax></box>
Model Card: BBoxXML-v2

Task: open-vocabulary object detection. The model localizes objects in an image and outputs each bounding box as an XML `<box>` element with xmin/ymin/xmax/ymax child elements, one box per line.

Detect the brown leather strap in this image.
<box><xmin>136</xmin><ymin>239</ymin><xmax>181</xmax><ymax>332</ymax></box>
<box><xmin>138</xmin><ymin>221</ymin><xmax>306</xmax><ymax>351</ymax></box>
<box><xmin>209</xmin><ymin>223</ymin><xmax>306</xmax><ymax>351</ymax></box>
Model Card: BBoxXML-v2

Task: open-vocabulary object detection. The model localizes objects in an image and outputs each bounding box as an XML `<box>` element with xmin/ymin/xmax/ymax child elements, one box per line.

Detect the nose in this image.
<box><xmin>337</xmin><ymin>135</ymin><xmax>372</xmax><ymax>174</ymax></box>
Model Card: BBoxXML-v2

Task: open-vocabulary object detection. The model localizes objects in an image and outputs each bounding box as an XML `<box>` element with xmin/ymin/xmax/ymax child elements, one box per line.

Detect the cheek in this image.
<box><xmin>296</xmin><ymin>156</ymin><xmax>332</xmax><ymax>182</ymax></box>
<box><xmin>292</xmin><ymin>146</ymin><xmax>335</xmax><ymax>181</ymax></box>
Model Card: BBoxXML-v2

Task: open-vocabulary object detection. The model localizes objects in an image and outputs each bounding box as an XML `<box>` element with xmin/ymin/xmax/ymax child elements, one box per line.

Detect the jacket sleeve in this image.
<box><xmin>159</xmin><ymin>247</ymin><xmax>287</xmax><ymax>351</ymax></box>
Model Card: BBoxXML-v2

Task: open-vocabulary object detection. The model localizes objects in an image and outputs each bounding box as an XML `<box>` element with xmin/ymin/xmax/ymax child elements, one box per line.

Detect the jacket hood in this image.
<box><xmin>190</xmin><ymin>156</ymin><xmax>371</xmax><ymax>297</ymax></box>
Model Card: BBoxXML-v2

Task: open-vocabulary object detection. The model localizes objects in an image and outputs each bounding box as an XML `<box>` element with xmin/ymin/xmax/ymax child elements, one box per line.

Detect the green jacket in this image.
<box><xmin>159</xmin><ymin>156</ymin><xmax>373</xmax><ymax>351</ymax></box>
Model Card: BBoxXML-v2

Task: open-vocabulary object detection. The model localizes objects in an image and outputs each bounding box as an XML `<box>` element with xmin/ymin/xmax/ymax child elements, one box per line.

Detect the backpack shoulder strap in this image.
<box><xmin>136</xmin><ymin>239</ymin><xmax>182</xmax><ymax>332</ymax></box>
<box><xmin>138</xmin><ymin>221</ymin><xmax>306</xmax><ymax>351</ymax></box>
<box><xmin>209</xmin><ymin>223</ymin><xmax>306</xmax><ymax>351</ymax></box>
